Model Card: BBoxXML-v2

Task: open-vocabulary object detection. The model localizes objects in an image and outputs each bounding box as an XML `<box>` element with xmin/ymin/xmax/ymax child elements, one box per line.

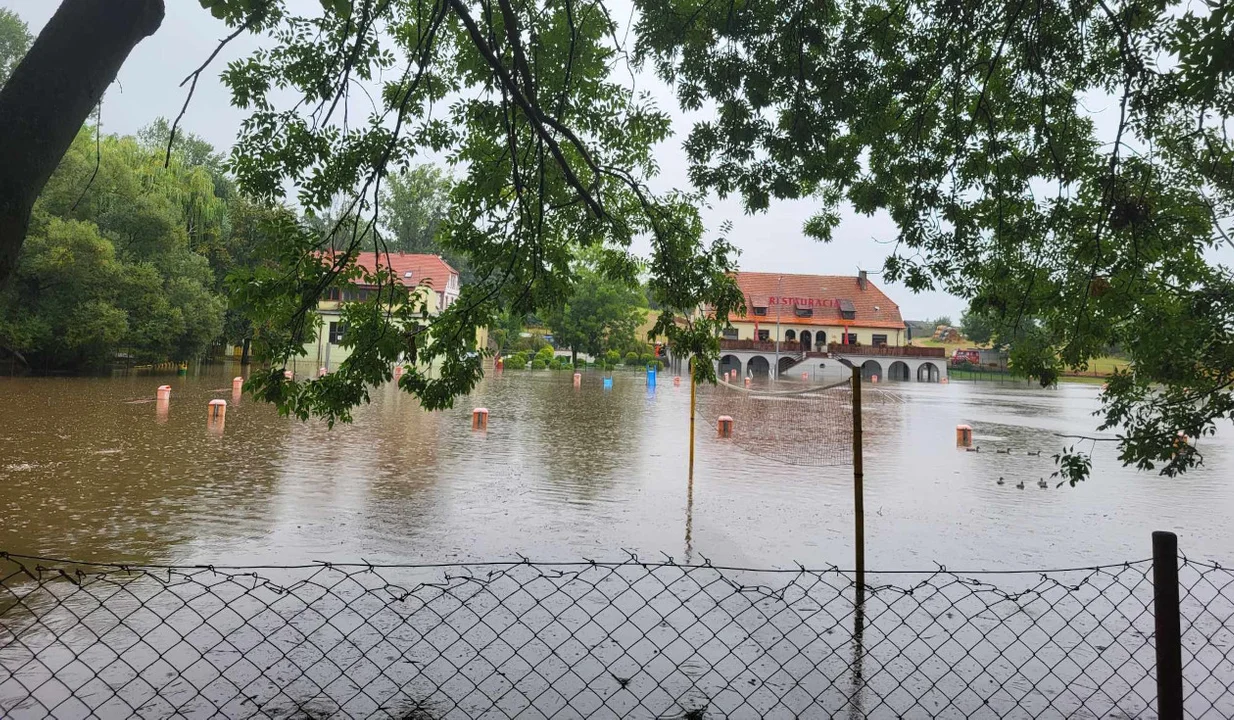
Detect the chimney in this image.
<box><xmin>858</xmin><ymin>270</ymin><xmax>868</xmax><ymax>290</ymax></box>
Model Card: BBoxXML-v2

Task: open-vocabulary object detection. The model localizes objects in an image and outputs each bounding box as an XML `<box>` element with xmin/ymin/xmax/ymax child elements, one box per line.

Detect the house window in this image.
<box><xmin>845</xmin><ymin>333</ymin><xmax>858</xmax><ymax>344</ymax></box>
<box><xmin>784</xmin><ymin>330</ymin><xmax>796</xmax><ymax>341</ymax></box>
<box><xmin>722</xmin><ymin>327</ymin><xmax>739</xmax><ymax>339</ymax></box>
<box><xmin>872</xmin><ymin>334</ymin><xmax>888</xmax><ymax>346</ymax></box>
<box><xmin>324</xmin><ymin>287</ymin><xmax>341</xmax><ymax>301</ymax></box>
<box><xmin>839</xmin><ymin>298</ymin><xmax>857</xmax><ymax>320</ymax></box>
<box><xmin>794</xmin><ymin>306</ymin><xmax>813</xmax><ymax>318</ymax></box>
<box><xmin>757</xmin><ymin>329</ymin><xmax>770</xmax><ymax>341</ymax></box>
<box><xmin>329</xmin><ymin>322</ymin><xmax>347</xmax><ymax>344</ymax></box>
<box><xmin>752</xmin><ymin>306</ymin><xmax>768</xmax><ymax>316</ymax></box>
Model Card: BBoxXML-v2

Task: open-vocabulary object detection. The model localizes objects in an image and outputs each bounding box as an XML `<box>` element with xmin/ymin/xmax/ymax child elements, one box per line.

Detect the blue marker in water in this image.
<box><xmin>646</xmin><ymin>364</ymin><xmax>657</xmax><ymax>388</ymax></box>
<box><xmin>603</xmin><ymin>376</ymin><xmax>613</xmax><ymax>390</ymax></box>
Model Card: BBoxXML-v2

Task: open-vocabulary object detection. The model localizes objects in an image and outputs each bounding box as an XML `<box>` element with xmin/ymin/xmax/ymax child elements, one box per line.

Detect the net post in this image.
<box><xmin>1153</xmin><ymin>530</ymin><xmax>1183</xmax><ymax>720</ymax></box>
<box><xmin>852</xmin><ymin>364</ymin><xmax>865</xmax><ymax>595</ymax></box>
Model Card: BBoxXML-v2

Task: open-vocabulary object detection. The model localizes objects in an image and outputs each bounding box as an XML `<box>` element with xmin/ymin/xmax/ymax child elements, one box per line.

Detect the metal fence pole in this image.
<box><xmin>851</xmin><ymin>365</ymin><xmax>865</xmax><ymax>594</ymax></box>
<box><xmin>1153</xmin><ymin>530</ymin><xmax>1183</xmax><ymax>720</ymax></box>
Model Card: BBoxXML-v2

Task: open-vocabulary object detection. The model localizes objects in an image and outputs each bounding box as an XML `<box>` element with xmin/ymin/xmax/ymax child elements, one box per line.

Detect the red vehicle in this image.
<box><xmin>951</xmin><ymin>349</ymin><xmax>982</xmax><ymax>366</ymax></box>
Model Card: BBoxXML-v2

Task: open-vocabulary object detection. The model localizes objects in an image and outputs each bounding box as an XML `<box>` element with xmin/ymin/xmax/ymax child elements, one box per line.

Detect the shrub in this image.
<box><xmin>530</xmin><ymin>358</ymin><xmax>547</xmax><ymax>370</ymax></box>
<box><xmin>639</xmin><ymin>353</ymin><xmax>653</xmax><ymax>366</ymax></box>
<box><xmin>535</xmin><ymin>345</ymin><xmax>556</xmax><ymax>362</ymax></box>
<box><xmin>651</xmin><ymin>360</ymin><xmax>664</xmax><ymax>371</ymax></box>
<box><xmin>605</xmin><ymin>350</ymin><xmax>621</xmax><ymax>365</ymax></box>
<box><xmin>623</xmin><ymin>351</ymin><xmax>640</xmax><ymax>366</ymax></box>
<box><xmin>550</xmin><ymin>356</ymin><xmax>570</xmax><ymax>370</ymax></box>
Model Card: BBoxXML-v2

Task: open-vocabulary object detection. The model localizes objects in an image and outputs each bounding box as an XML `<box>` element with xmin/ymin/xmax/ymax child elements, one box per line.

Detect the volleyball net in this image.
<box><xmin>697</xmin><ymin>378</ymin><xmax>849</xmax><ymax>467</ymax></box>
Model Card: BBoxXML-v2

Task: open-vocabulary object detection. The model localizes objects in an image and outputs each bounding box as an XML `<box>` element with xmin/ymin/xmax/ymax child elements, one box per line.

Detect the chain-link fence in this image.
<box><xmin>1</xmin><ymin>545</ymin><xmax>1231</xmax><ymax>718</ymax></box>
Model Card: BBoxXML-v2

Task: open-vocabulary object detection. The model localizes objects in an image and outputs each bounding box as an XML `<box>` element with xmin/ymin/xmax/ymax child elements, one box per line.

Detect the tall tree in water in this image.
<box><xmin>547</xmin><ymin>251</ymin><xmax>648</xmax><ymax>363</ymax></box>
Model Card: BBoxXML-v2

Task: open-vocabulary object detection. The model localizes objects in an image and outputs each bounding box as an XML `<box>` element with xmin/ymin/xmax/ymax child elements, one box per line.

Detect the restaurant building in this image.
<box><xmin>724</xmin><ymin>270</ymin><xmax>906</xmax><ymax>350</ymax></box>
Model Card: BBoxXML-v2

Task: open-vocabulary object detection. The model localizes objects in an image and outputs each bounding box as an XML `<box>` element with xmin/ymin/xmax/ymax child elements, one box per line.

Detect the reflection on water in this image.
<box><xmin>1</xmin><ymin>366</ymin><xmax>1231</xmax><ymax>567</ymax></box>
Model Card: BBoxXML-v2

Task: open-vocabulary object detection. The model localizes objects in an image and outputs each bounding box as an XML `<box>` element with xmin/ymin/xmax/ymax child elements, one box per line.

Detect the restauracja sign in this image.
<box><xmin>759</xmin><ymin>296</ymin><xmax>843</xmax><ymax>307</ymax></box>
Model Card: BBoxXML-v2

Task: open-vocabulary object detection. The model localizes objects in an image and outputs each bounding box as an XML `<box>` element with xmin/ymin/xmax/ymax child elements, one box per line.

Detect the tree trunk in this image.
<box><xmin>0</xmin><ymin>0</ymin><xmax>164</xmax><ymax>286</ymax></box>
<box><xmin>240</xmin><ymin>337</ymin><xmax>251</xmax><ymax>365</ymax></box>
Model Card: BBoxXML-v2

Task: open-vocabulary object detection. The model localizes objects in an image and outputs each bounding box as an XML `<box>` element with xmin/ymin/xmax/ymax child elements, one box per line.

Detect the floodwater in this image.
<box><xmin>1</xmin><ymin>366</ymin><xmax>1231</xmax><ymax>569</ymax></box>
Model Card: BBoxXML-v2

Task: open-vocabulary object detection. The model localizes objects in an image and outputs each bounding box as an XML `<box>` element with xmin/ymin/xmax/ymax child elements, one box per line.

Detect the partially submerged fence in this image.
<box><xmin>1</xmin><ymin>534</ymin><xmax>1230</xmax><ymax>718</ymax></box>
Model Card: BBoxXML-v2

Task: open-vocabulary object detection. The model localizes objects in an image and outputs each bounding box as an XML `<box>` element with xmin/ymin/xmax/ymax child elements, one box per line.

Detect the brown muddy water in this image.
<box><xmin>1</xmin><ymin>366</ymin><xmax>1230</xmax><ymax>568</ymax></box>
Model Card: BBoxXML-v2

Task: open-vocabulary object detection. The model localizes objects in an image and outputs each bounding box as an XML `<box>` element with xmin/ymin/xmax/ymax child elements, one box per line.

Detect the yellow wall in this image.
<box><xmin>727</xmin><ymin>321</ymin><xmax>903</xmax><ymax>346</ymax></box>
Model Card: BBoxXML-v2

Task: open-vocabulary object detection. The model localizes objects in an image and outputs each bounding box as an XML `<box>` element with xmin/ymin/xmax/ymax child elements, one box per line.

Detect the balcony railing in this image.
<box><xmin>718</xmin><ymin>339</ymin><xmax>946</xmax><ymax>358</ymax></box>
<box><xmin>827</xmin><ymin>343</ymin><xmax>947</xmax><ymax>358</ymax></box>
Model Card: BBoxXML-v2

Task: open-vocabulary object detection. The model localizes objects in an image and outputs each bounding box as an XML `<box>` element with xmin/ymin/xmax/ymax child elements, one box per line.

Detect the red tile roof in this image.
<box><xmin>321</xmin><ymin>251</ymin><xmax>457</xmax><ymax>290</ymax></box>
<box><xmin>729</xmin><ymin>272</ymin><xmax>906</xmax><ymax>330</ymax></box>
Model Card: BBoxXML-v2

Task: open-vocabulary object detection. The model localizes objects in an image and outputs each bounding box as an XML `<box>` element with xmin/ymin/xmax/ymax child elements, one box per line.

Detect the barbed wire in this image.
<box><xmin>2</xmin><ymin>551</ymin><xmax>1231</xmax><ymax>718</ymax></box>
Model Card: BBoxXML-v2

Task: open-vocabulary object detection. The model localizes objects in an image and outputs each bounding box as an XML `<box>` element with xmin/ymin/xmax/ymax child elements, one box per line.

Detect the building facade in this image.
<box><xmin>704</xmin><ymin>270</ymin><xmax>947</xmax><ymax>382</ymax></box>
<box><xmin>305</xmin><ymin>252</ymin><xmax>462</xmax><ymax>370</ymax></box>
<box><xmin>724</xmin><ymin>271</ymin><xmax>906</xmax><ymax>349</ymax></box>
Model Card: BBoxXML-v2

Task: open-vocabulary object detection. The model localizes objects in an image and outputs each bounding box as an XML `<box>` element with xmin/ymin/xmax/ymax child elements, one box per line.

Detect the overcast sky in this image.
<box><xmin>6</xmin><ymin>1</ymin><xmax>980</xmax><ymax>320</ymax></box>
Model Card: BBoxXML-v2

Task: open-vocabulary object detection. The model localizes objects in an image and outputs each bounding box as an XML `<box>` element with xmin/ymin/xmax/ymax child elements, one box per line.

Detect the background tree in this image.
<box><xmin>0</xmin><ymin>9</ymin><xmax>32</xmax><ymax>86</ymax></box>
<box><xmin>547</xmin><ymin>252</ymin><xmax>648</xmax><ymax>363</ymax></box>
<box><xmin>488</xmin><ymin>310</ymin><xmax>524</xmax><ymax>356</ymax></box>
<box><xmin>0</xmin><ymin>125</ymin><xmax>227</xmax><ymax>370</ymax></box>
<box><xmin>959</xmin><ymin>308</ymin><xmax>996</xmax><ymax>345</ymax></box>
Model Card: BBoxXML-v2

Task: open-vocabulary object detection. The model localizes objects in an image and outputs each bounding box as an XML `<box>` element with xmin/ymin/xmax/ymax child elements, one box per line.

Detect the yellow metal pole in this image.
<box><xmin>688</xmin><ymin>356</ymin><xmax>697</xmax><ymax>481</ymax></box>
<box><xmin>852</xmin><ymin>365</ymin><xmax>865</xmax><ymax>594</ymax></box>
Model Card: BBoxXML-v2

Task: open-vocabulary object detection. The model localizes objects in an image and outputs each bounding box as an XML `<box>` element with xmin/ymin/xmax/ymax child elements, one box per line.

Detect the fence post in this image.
<box><xmin>851</xmin><ymin>365</ymin><xmax>864</xmax><ymax>594</ymax></box>
<box><xmin>1153</xmin><ymin>530</ymin><xmax>1183</xmax><ymax>720</ymax></box>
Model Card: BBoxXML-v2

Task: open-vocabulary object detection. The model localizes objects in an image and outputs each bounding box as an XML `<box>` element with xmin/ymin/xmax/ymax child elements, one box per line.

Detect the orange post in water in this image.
<box><xmin>156</xmin><ymin>385</ymin><xmax>171</xmax><ymax>402</ymax></box>
<box><xmin>472</xmin><ymin>408</ymin><xmax>489</xmax><ymax>431</ymax></box>
<box><xmin>717</xmin><ymin>415</ymin><xmax>734</xmax><ymax>438</ymax></box>
<box><xmin>207</xmin><ymin>399</ymin><xmax>227</xmax><ymax>433</ymax></box>
<box><xmin>573</xmin><ymin>372</ymin><xmax>581</xmax><ymax>388</ymax></box>
<box><xmin>956</xmin><ymin>424</ymin><xmax>973</xmax><ymax>447</ymax></box>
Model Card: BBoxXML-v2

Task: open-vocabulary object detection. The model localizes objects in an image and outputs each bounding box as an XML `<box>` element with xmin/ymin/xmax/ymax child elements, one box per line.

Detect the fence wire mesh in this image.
<box><xmin>1</xmin><ymin>551</ymin><xmax>1231</xmax><ymax>719</ymax></box>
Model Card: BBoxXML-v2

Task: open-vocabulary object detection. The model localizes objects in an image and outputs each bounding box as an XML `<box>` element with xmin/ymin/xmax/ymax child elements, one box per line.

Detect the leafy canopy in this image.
<box><xmin>200</xmin><ymin>0</ymin><xmax>1231</xmax><ymax>480</ymax></box>
<box><xmin>209</xmin><ymin>0</ymin><xmax>740</xmax><ymax>425</ymax></box>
